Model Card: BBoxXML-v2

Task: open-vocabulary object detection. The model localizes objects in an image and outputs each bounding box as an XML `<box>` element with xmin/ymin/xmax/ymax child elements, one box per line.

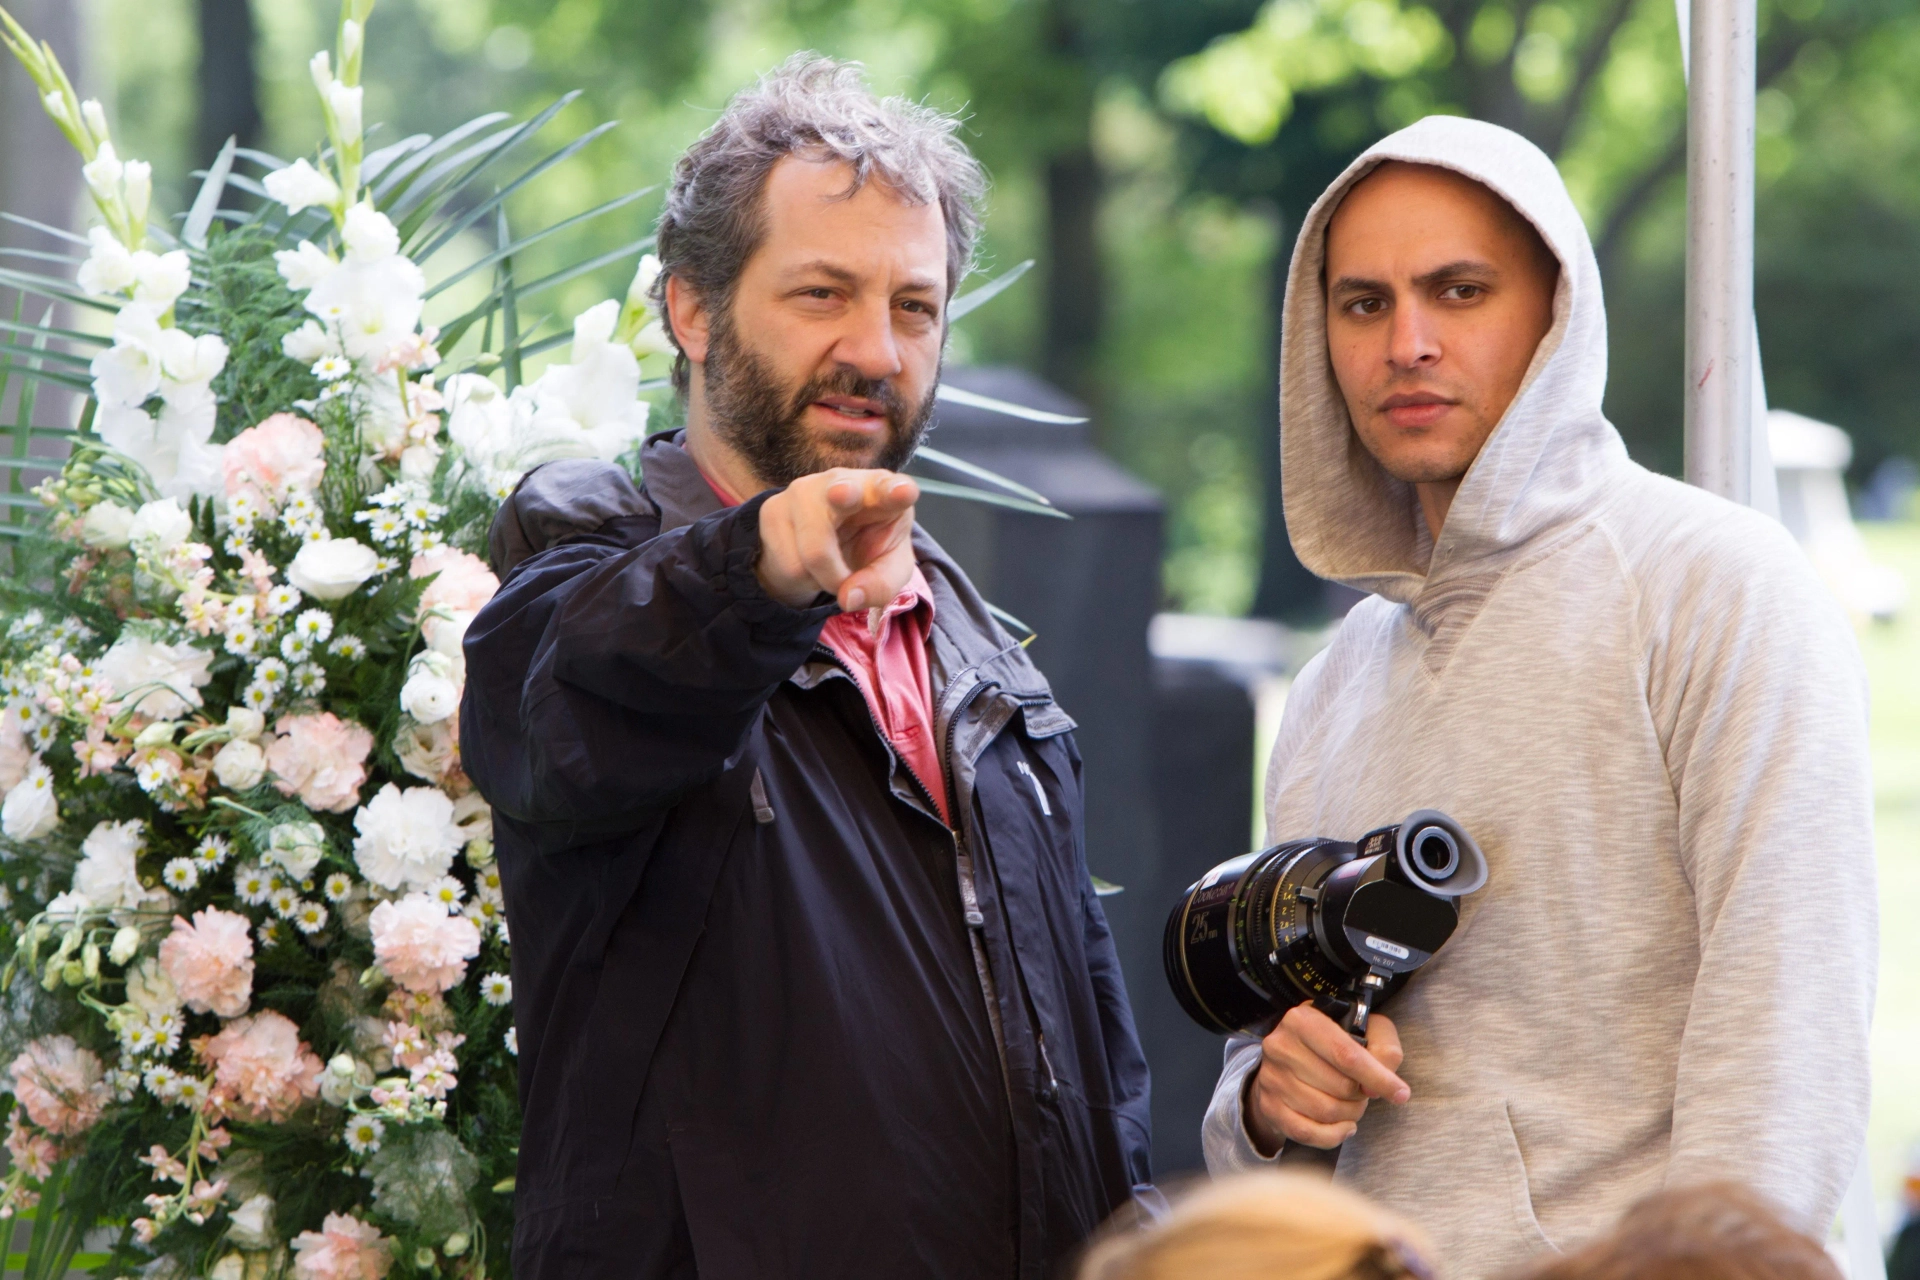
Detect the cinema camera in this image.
<box><xmin>1164</xmin><ymin>811</ymin><xmax>1487</xmax><ymax>1039</ymax></box>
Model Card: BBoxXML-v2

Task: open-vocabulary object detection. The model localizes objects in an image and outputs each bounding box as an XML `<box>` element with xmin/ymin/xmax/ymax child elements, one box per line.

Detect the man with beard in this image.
<box><xmin>459</xmin><ymin>55</ymin><xmax>1154</xmax><ymax>1280</ymax></box>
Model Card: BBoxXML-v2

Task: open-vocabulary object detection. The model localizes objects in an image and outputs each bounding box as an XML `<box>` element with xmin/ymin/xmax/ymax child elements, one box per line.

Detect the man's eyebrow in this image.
<box><xmin>1412</xmin><ymin>259</ymin><xmax>1500</xmax><ymax>288</ymax></box>
<box><xmin>782</xmin><ymin>259</ymin><xmax>861</xmax><ymax>285</ymax></box>
<box><xmin>1328</xmin><ymin>274</ymin><xmax>1389</xmax><ymax>297</ymax></box>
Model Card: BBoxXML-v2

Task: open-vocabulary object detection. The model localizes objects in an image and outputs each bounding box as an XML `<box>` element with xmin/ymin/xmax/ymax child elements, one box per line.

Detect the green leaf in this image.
<box><xmin>948</xmin><ymin>259</ymin><xmax>1033</xmax><ymax>321</ymax></box>
<box><xmin>498</xmin><ymin>208</ymin><xmax>523</xmax><ymax>392</ymax></box>
<box><xmin>425</xmin><ymin>187</ymin><xmax>655</xmax><ymax>300</ymax></box>
<box><xmin>390</xmin><ymin>92</ymin><xmax>581</xmax><ymax>233</ymax></box>
<box><xmin>370</xmin><ymin>113</ymin><xmax>511</xmax><ymax>203</ymax></box>
<box><xmin>934</xmin><ymin>383</ymin><xmax>1088</xmax><ymax>425</ymax></box>
<box><xmin>1091</xmin><ymin>876</ymin><xmax>1125</xmax><ymax>897</ymax></box>
<box><xmin>0</xmin><ymin>211</ymin><xmax>88</xmax><ymax>246</ymax></box>
<box><xmin>914</xmin><ymin>445</ymin><xmax>1054</xmax><ymax>507</ymax></box>
<box><xmin>910</xmin><ymin>476</ymin><xmax>1070</xmax><ymax>519</ymax></box>
<box><xmin>183</xmin><ymin>135</ymin><xmax>239</xmax><ymax>249</ymax></box>
<box><xmin>411</xmin><ymin>119</ymin><xmax>620</xmax><ymax>265</ymax></box>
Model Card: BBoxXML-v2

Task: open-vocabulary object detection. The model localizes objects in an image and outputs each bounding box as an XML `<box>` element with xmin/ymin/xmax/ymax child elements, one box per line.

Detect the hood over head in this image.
<box><xmin>1281</xmin><ymin>116</ymin><xmax>1628</xmax><ymax>604</ymax></box>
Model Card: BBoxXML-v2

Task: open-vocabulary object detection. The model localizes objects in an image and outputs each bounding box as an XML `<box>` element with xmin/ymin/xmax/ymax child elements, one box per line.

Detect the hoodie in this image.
<box><xmin>1200</xmin><ymin>117</ymin><xmax>1875</xmax><ymax>1277</ymax></box>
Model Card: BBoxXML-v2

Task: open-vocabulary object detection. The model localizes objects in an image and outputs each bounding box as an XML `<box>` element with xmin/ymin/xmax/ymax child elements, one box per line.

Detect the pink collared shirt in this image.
<box><xmin>701</xmin><ymin>469</ymin><xmax>951</xmax><ymax>824</ymax></box>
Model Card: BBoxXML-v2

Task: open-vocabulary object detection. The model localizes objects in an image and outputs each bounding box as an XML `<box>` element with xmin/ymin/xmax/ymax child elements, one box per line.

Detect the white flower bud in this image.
<box><xmin>327</xmin><ymin>83</ymin><xmax>364</xmax><ymax>146</ymax></box>
<box><xmin>123</xmin><ymin>161</ymin><xmax>152</xmax><ymax>229</ymax></box>
<box><xmin>109</xmin><ymin>925</ymin><xmax>141</xmax><ymax>966</ymax></box>
<box><xmin>133</xmin><ymin>721</ymin><xmax>178</xmax><ymax>749</ymax></box>
<box><xmin>341</xmin><ymin>20</ymin><xmax>364</xmax><ymax>64</ymax></box>
<box><xmin>225</xmin><ymin>706</ymin><xmax>267</xmax><ymax>741</ymax></box>
<box><xmin>80</xmin><ymin>99</ymin><xmax>109</xmax><ymax>144</ymax></box>
<box><xmin>81</xmin><ymin>141</ymin><xmax>123</xmax><ymax>201</ymax></box>
<box><xmin>310</xmin><ymin>50</ymin><xmax>334</xmax><ymax>94</ymax></box>
<box><xmin>43</xmin><ymin>92</ymin><xmax>72</xmax><ymax>131</ymax></box>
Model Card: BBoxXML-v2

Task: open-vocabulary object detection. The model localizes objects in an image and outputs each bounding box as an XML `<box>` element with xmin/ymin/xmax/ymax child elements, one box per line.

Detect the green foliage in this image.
<box><xmin>181</xmin><ymin>226</ymin><xmax>321</xmax><ymax>443</ymax></box>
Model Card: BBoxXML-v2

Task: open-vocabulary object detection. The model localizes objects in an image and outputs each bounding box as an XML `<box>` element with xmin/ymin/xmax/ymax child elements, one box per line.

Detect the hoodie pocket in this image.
<box><xmin>1335</xmin><ymin>1095</ymin><xmax>1554</xmax><ymax>1277</ymax></box>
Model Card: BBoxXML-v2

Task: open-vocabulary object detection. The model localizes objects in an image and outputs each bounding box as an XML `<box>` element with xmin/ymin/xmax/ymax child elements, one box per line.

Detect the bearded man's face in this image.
<box><xmin>682</xmin><ymin>154</ymin><xmax>951</xmax><ymax>488</ymax></box>
<box><xmin>702</xmin><ymin>303</ymin><xmax>938</xmax><ymax>486</ymax></box>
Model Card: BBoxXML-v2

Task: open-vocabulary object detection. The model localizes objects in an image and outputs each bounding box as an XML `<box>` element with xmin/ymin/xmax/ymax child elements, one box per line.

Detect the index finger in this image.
<box><xmin>1296</xmin><ymin>1004</ymin><xmax>1411</xmax><ymax>1103</ymax></box>
<box><xmin>827</xmin><ymin>471</ymin><xmax>918</xmax><ymax>524</ymax></box>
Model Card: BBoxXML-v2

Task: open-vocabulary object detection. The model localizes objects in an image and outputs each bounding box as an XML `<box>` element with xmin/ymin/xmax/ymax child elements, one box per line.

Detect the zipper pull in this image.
<box><xmin>956</xmin><ymin>844</ymin><xmax>987</xmax><ymax>929</ymax></box>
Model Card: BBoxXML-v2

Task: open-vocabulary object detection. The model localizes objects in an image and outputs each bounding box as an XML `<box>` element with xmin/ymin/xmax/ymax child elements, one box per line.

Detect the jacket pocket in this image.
<box><xmin>1335</xmin><ymin>1096</ymin><xmax>1554</xmax><ymax>1279</ymax></box>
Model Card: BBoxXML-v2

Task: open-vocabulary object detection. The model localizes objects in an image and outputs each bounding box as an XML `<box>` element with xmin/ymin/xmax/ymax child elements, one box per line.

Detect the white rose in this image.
<box><xmin>281</xmin><ymin>320</ymin><xmax>338</xmax><ymax>364</ymax></box>
<box><xmin>1</xmin><ymin>760</ymin><xmax>59</xmax><ymax>840</ymax></box>
<box><xmin>226</xmin><ymin>1194</ymin><xmax>276</xmax><ymax>1250</ymax></box>
<box><xmin>81</xmin><ymin>500</ymin><xmax>137</xmax><ymax>550</ymax></box>
<box><xmin>287</xmin><ymin>538</ymin><xmax>380</xmax><ymax>601</ymax></box>
<box><xmin>130</xmin><ymin>249</ymin><xmax>191</xmax><ymax>311</ymax></box>
<box><xmin>400</xmin><ymin>668</ymin><xmax>460</xmax><ymax>725</ymax></box>
<box><xmin>76</xmin><ymin>227</ymin><xmax>137</xmax><ymax>297</ymax></box>
<box><xmin>98</xmin><ymin>635</ymin><xmax>215</xmax><ymax>721</ymax></box>
<box><xmin>262</xmin><ymin>157</ymin><xmax>341</xmax><ymax>216</ymax></box>
<box><xmin>352</xmin><ymin>783</ymin><xmax>464</xmax><ymax>892</ymax></box>
<box><xmin>128</xmin><ymin>497</ymin><xmax>193</xmax><ymax>554</ymax></box>
<box><xmin>72</xmin><ymin>819</ymin><xmax>149</xmax><ymax>912</ymax></box>
<box><xmin>124</xmin><ymin>956</ymin><xmax>181</xmax><ymax>1016</ymax></box>
<box><xmin>211</xmin><ymin>738</ymin><xmax>267</xmax><ymax>791</ymax></box>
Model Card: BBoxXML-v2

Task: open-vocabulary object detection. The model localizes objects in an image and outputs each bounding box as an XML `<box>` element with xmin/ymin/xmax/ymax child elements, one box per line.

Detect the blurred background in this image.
<box><xmin>1</xmin><ymin>0</ymin><xmax>1916</xmax><ymax>1248</ymax></box>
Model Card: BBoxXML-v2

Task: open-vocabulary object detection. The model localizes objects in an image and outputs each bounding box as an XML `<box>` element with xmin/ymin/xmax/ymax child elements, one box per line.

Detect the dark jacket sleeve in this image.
<box><xmin>461</xmin><ymin>488</ymin><xmax>835</xmax><ymax>843</ymax></box>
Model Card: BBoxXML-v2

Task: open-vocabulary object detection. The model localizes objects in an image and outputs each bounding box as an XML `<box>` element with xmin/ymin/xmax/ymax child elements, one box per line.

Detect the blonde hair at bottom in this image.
<box><xmin>1078</xmin><ymin>1170</ymin><xmax>1437</xmax><ymax>1280</ymax></box>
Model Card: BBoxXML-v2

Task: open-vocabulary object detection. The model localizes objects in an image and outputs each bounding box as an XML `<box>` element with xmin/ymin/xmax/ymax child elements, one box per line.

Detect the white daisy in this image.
<box><xmin>265</xmin><ymin>585</ymin><xmax>302</xmax><ymax>616</ymax></box>
<box><xmin>329</xmin><ymin>635</ymin><xmax>367</xmax><ymax>660</ymax></box>
<box><xmin>294</xmin><ymin>609</ymin><xmax>333</xmax><ymax>643</ymax></box>
<box><xmin>292</xmin><ymin>900</ymin><xmax>329</xmax><ymax>934</ymax></box>
<box><xmin>225</xmin><ymin>626</ymin><xmax>260</xmax><ymax>659</ymax></box>
<box><xmin>143</xmin><ymin>1064</ymin><xmax>181</xmax><ymax>1101</ymax></box>
<box><xmin>312</xmin><ymin>356</ymin><xmax>353</xmax><ymax>383</ymax></box>
<box><xmin>162</xmin><ymin>858</ymin><xmax>199</xmax><ymax>892</ymax></box>
<box><xmin>171</xmin><ymin>1076</ymin><xmax>209</xmax><ymax>1108</ymax></box>
<box><xmin>257</xmin><ymin>918</ymin><xmax>282</xmax><ymax>948</ymax></box>
<box><xmin>479</xmin><ymin>973</ymin><xmax>512</xmax><ymax>1006</ymax></box>
<box><xmin>239</xmin><ymin>680</ymin><xmax>275</xmax><ymax>712</ymax></box>
<box><xmin>291</xmin><ymin>664</ymin><xmax>326</xmax><ymax>696</ymax></box>
<box><xmin>253</xmin><ymin>657</ymin><xmax>289</xmax><ymax>689</ymax></box>
<box><xmin>268</xmin><ymin>887</ymin><xmax>299</xmax><ymax>918</ymax></box>
<box><xmin>322</xmin><ymin>872</ymin><xmax>354</xmax><ymax>902</ymax></box>
<box><xmin>194</xmin><ymin>835</ymin><xmax>231</xmax><ymax>869</ymax></box>
<box><xmin>504</xmin><ymin>1027</ymin><xmax>517</xmax><ymax>1056</ymax></box>
<box><xmin>426</xmin><ymin>876</ymin><xmax>465</xmax><ymax>911</ymax></box>
<box><xmin>343</xmin><ymin>1114</ymin><xmax>384</xmax><ymax>1155</ymax></box>
<box><xmin>234</xmin><ymin>863</ymin><xmax>272</xmax><ymax>905</ymax></box>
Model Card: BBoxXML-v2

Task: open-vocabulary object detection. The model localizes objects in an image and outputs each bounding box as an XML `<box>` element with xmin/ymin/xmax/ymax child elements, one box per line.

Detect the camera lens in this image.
<box><xmin>1411</xmin><ymin>827</ymin><xmax>1458</xmax><ymax>881</ymax></box>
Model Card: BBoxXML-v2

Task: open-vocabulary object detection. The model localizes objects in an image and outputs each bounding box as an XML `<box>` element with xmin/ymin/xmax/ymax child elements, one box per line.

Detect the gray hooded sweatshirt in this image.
<box><xmin>1201</xmin><ymin>117</ymin><xmax>1875</xmax><ymax>1277</ymax></box>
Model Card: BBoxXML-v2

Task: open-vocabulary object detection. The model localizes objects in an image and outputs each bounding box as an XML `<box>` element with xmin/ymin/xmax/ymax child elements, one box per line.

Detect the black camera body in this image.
<box><xmin>1164</xmin><ymin>810</ymin><xmax>1487</xmax><ymax>1039</ymax></box>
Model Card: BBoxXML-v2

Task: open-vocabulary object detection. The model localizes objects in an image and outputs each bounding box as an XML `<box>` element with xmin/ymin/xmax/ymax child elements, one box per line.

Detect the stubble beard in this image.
<box><xmin>702</xmin><ymin>307</ymin><xmax>938</xmax><ymax>487</ymax></box>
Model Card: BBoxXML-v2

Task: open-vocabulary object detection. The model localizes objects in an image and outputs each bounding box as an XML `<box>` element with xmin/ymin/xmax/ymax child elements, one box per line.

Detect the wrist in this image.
<box><xmin>1241</xmin><ymin>1069</ymin><xmax>1283</xmax><ymax>1158</ymax></box>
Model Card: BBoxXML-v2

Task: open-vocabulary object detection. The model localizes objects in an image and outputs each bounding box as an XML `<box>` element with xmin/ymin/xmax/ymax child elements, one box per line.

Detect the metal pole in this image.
<box><xmin>1682</xmin><ymin>0</ymin><xmax>1757</xmax><ymax>503</ymax></box>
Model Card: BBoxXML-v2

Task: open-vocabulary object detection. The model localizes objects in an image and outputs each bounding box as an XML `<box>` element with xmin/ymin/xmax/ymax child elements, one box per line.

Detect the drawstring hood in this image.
<box><xmin>1280</xmin><ymin>117</ymin><xmax>1629</xmax><ymax>616</ymax></box>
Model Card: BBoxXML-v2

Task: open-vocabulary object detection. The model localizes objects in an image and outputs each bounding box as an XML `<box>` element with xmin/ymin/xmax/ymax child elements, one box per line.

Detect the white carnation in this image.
<box><xmin>128</xmin><ymin>498</ymin><xmax>193</xmax><ymax>554</ymax></box>
<box><xmin>81</xmin><ymin>500</ymin><xmax>137</xmax><ymax>550</ymax></box>
<box><xmin>71</xmin><ymin>819</ymin><xmax>150</xmax><ymax>912</ymax></box>
<box><xmin>352</xmin><ymin>783</ymin><xmax>464</xmax><ymax>892</ymax></box>
<box><xmin>98</xmin><ymin>635</ymin><xmax>214</xmax><ymax>721</ymax></box>
<box><xmin>286</xmin><ymin>537</ymin><xmax>379</xmax><ymax>601</ymax></box>
<box><xmin>1</xmin><ymin>758</ymin><xmax>59</xmax><ymax>840</ymax></box>
<box><xmin>210</xmin><ymin>738</ymin><xmax>266</xmax><ymax>791</ymax></box>
<box><xmin>262</xmin><ymin>158</ymin><xmax>341</xmax><ymax>215</ymax></box>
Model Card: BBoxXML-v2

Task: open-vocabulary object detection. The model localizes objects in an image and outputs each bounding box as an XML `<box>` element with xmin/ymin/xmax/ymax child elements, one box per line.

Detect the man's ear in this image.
<box><xmin>665</xmin><ymin>273</ymin><xmax>712</xmax><ymax>367</ymax></box>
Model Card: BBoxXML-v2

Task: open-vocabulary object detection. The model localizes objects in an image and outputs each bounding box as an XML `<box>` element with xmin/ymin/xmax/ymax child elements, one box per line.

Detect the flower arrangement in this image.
<box><xmin>0</xmin><ymin>4</ymin><xmax>1055</xmax><ymax>1276</ymax></box>
<box><xmin>0</xmin><ymin>0</ymin><xmax>686</xmax><ymax>1273</ymax></box>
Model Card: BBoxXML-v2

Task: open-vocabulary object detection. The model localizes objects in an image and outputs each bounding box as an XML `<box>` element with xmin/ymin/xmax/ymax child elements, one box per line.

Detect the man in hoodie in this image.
<box><xmin>1201</xmin><ymin>117</ymin><xmax>1874</xmax><ymax>1276</ymax></box>
<box><xmin>461</xmin><ymin>56</ymin><xmax>1151</xmax><ymax>1280</ymax></box>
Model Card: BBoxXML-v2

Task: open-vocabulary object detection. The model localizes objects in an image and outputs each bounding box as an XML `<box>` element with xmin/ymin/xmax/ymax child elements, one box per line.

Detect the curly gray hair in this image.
<box><xmin>652</xmin><ymin>53</ymin><xmax>988</xmax><ymax>393</ymax></box>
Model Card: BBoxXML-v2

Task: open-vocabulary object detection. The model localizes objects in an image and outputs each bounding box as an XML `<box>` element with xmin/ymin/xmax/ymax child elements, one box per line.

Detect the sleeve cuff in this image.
<box><xmin>1202</xmin><ymin>1037</ymin><xmax>1284</xmax><ymax>1174</ymax></box>
<box><xmin>714</xmin><ymin>491</ymin><xmax>838</xmax><ymax>633</ymax></box>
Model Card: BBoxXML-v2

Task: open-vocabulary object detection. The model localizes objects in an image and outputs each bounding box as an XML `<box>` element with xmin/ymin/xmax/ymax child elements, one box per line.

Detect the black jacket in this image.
<box><xmin>460</xmin><ymin>436</ymin><xmax>1153</xmax><ymax>1279</ymax></box>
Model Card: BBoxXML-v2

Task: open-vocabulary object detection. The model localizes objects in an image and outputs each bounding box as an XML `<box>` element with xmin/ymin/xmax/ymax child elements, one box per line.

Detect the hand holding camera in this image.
<box><xmin>1245</xmin><ymin>1004</ymin><xmax>1410</xmax><ymax>1154</ymax></box>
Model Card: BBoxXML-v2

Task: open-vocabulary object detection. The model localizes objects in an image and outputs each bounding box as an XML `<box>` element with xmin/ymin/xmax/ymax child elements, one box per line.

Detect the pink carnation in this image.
<box><xmin>370</xmin><ymin>894</ymin><xmax>482</xmax><ymax>994</ymax></box>
<box><xmin>410</xmin><ymin>547</ymin><xmax>498</xmax><ymax>618</ymax></box>
<box><xmin>224</xmin><ymin>413</ymin><xmax>325</xmax><ymax>511</ymax></box>
<box><xmin>200</xmin><ymin>1010</ymin><xmax>323</xmax><ymax>1122</ymax></box>
<box><xmin>158</xmin><ymin>907</ymin><xmax>255</xmax><ymax>1018</ymax></box>
<box><xmin>292</xmin><ymin>1211</ymin><xmax>393</xmax><ymax>1280</ymax></box>
<box><xmin>267</xmin><ymin>712</ymin><xmax>374</xmax><ymax>813</ymax></box>
<box><xmin>8</xmin><ymin>1035</ymin><xmax>109</xmax><ymax>1136</ymax></box>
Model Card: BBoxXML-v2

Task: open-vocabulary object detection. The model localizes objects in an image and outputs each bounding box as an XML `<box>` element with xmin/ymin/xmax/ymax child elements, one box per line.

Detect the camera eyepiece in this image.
<box><xmin>1164</xmin><ymin>810</ymin><xmax>1487</xmax><ymax>1039</ymax></box>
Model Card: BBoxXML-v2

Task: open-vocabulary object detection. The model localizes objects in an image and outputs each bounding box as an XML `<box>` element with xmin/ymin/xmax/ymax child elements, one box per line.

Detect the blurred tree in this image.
<box><xmin>1160</xmin><ymin>0</ymin><xmax>1909</xmax><ymax>618</ymax></box>
<box><xmin>197</xmin><ymin>0</ymin><xmax>262</xmax><ymax>166</ymax></box>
